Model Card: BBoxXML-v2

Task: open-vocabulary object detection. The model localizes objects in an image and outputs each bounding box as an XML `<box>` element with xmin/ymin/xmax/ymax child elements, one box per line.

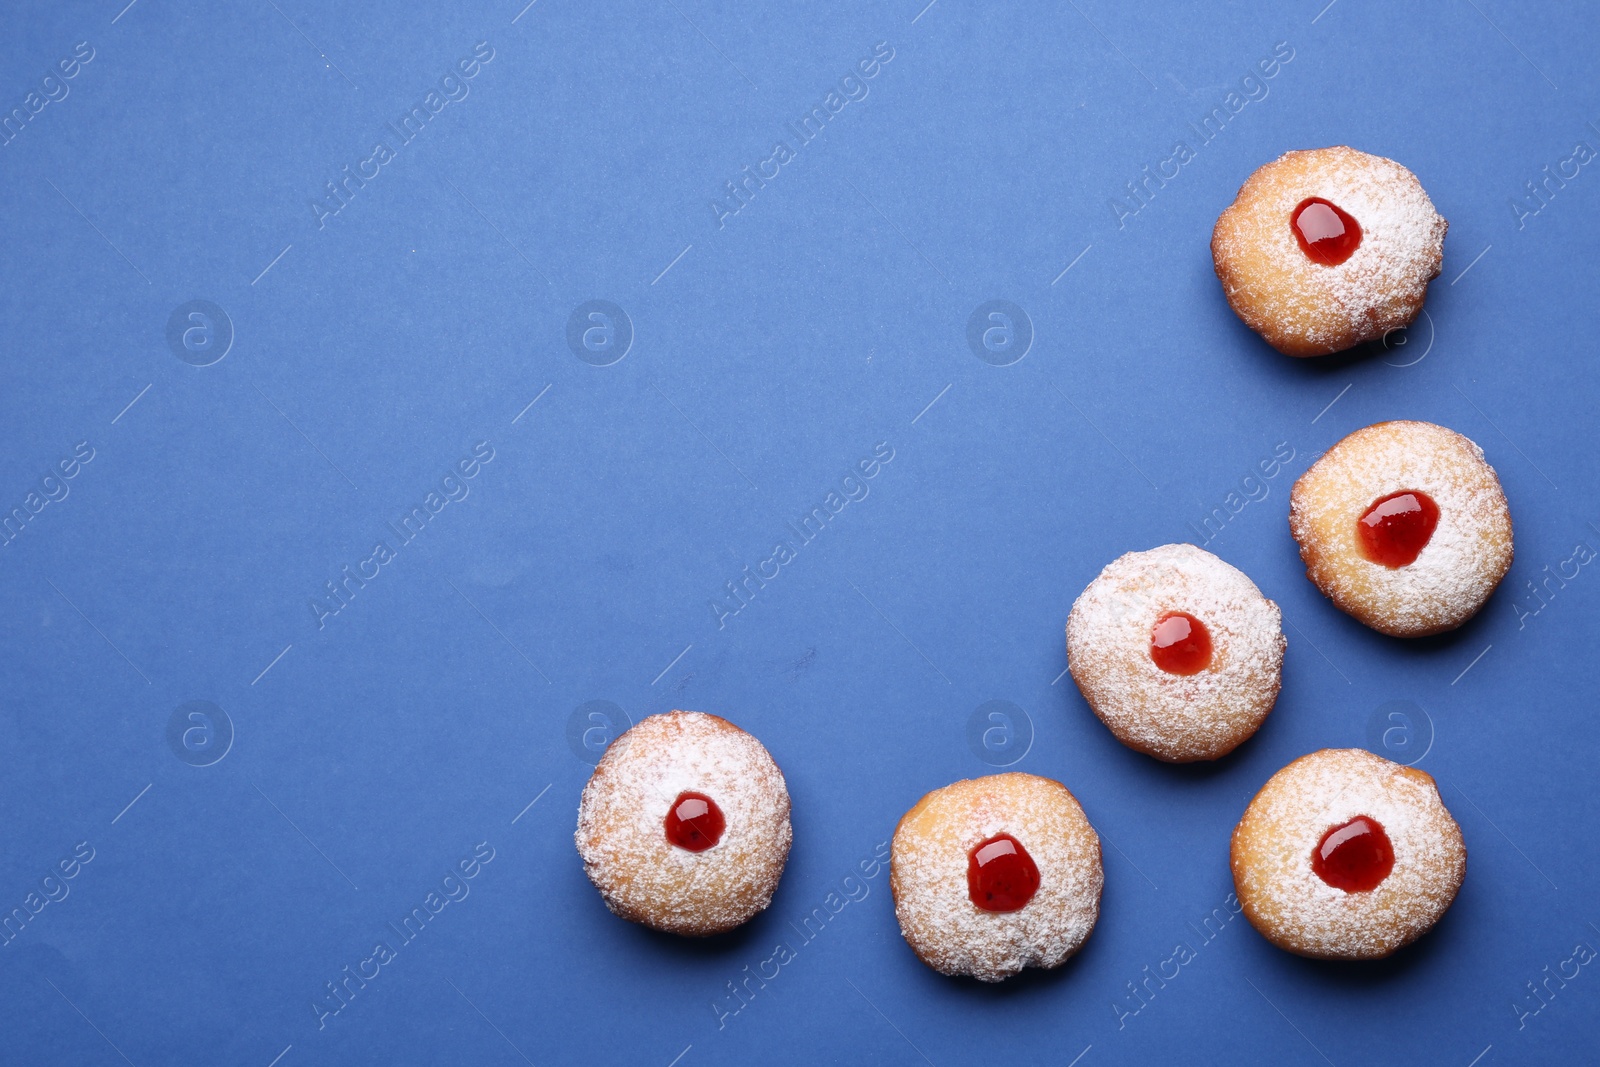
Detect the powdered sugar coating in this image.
<box><xmin>1290</xmin><ymin>421</ymin><xmax>1513</xmax><ymax>637</ymax></box>
<box><xmin>1231</xmin><ymin>749</ymin><xmax>1466</xmax><ymax>960</ymax></box>
<box><xmin>1212</xmin><ymin>146</ymin><xmax>1447</xmax><ymax>356</ymax></box>
<box><xmin>890</xmin><ymin>773</ymin><xmax>1102</xmax><ymax>982</ymax></box>
<box><xmin>575</xmin><ymin>711</ymin><xmax>792</xmax><ymax>937</ymax></box>
<box><xmin>1067</xmin><ymin>544</ymin><xmax>1286</xmax><ymax>762</ymax></box>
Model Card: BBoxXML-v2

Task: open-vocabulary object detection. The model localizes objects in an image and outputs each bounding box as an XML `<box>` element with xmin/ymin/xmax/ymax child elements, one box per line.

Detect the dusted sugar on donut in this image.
<box><xmin>575</xmin><ymin>711</ymin><xmax>792</xmax><ymax>937</ymax></box>
<box><xmin>1290</xmin><ymin>420</ymin><xmax>1513</xmax><ymax>637</ymax></box>
<box><xmin>1067</xmin><ymin>544</ymin><xmax>1286</xmax><ymax>762</ymax></box>
<box><xmin>1231</xmin><ymin>749</ymin><xmax>1466</xmax><ymax>960</ymax></box>
<box><xmin>1212</xmin><ymin>146</ymin><xmax>1447</xmax><ymax>356</ymax></box>
<box><xmin>890</xmin><ymin>773</ymin><xmax>1102</xmax><ymax>982</ymax></box>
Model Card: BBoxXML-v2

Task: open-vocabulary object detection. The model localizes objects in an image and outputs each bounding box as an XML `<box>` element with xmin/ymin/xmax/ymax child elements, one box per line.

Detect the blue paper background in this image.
<box><xmin>2</xmin><ymin>1</ymin><xmax>1597</xmax><ymax>1064</ymax></box>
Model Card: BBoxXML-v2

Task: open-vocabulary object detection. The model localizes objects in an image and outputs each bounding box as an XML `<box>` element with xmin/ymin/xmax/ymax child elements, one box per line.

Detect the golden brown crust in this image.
<box><xmin>1212</xmin><ymin>146</ymin><xmax>1447</xmax><ymax>356</ymax></box>
<box><xmin>1231</xmin><ymin>749</ymin><xmax>1465</xmax><ymax>960</ymax></box>
<box><xmin>889</xmin><ymin>773</ymin><xmax>1102</xmax><ymax>982</ymax></box>
<box><xmin>1289</xmin><ymin>421</ymin><xmax>1513</xmax><ymax>637</ymax></box>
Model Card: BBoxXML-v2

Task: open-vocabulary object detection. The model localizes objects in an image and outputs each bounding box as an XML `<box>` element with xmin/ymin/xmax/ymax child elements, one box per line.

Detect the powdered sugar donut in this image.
<box><xmin>1067</xmin><ymin>544</ymin><xmax>1285</xmax><ymax>762</ymax></box>
<box><xmin>890</xmin><ymin>773</ymin><xmax>1102</xmax><ymax>982</ymax></box>
<box><xmin>1212</xmin><ymin>146</ymin><xmax>1447</xmax><ymax>356</ymax></box>
<box><xmin>1231</xmin><ymin>749</ymin><xmax>1466</xmax><ymax>960</ymax></box>
<box><xmin>575</xmin><ymin>711</ymin><xmax>792</xmax><ymax>937</ymax></box>
<box><xmin>1290</xmin><ymin>420</ymin><xmax>1513</xmax><ymax>637</ymax></box>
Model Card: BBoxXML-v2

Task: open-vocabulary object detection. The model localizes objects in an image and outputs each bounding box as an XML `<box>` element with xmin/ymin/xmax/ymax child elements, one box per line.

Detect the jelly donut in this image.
<box><xmin>1067</xmin><ymin>544</ymin><xmax>1286</xmax><ymax>762</ymax></box>
<box><xmin>1290</xmin><ymin>420</ymin><xmax>1513</xmax><ymax>637</ymax></box>
<box><xmin>890</xmin><ymin>773</ymin><xmax>1102</xmax><ymax>982</ymax></box>
<box><xmin>1211</xmin><ymin>146</ymin><xmax>1447</xmax><ymax>356</ymax></box>
<box><xmin>575</xmin><ymin>710</ymin><xmax>791</xmax><ymax>936</ymax></box>
<box><xmin>1231</xmin><ymin>749</ymin><xmax>1466</xmax><ymax>960</ymax></box>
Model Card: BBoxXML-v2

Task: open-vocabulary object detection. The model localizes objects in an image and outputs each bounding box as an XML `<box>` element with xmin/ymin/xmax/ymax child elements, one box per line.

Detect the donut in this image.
<box><xmin>1066</xmin><ymin>543</ymin><xmax>1286</xmax><ymax>762</ymax></box>
<box><xmin>1230</xmin><ymin>748</ymin><xmax>1466</xmax><ymax>960</ymax></box>
<box><xmin>1211</xmin><ymin>146</ymin><xmax>1447</xmax><ymax>356</ymax></box>
<box><xmin>890</xmin><ymin>773</ymin><xmax>1102</xmax><ymax>982</ymax></box>
<box><xmin>1289</xmin><ymin>420</ymin><xmax>1513</xmax><ymax>637</ymax></box>
<box><xmin>575</xmin><ymin>710</ymin><xmax>792</xmax><ymax>936</ymax></box>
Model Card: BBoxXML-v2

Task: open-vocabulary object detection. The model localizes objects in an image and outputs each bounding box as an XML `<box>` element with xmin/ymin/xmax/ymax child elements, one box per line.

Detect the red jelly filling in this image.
<box><xmin>1358</xmin><ymin>490</ymin><xmax>1440</xmax><ymax>568</ymax></box>
<box><xmin>968</xmin><ymin>833</ymin><xmax>1039</xmax><ymax>912</ymax></box>
<box><xmin>1292</xmin><ymin>197</ymin><xmax>1362</xmax><ymax>266</ymax></box>
<box><xmin>1150</xmin><ymin>612</ymin><xmax>1213</xmax><ymax>675</ymax></box>
<box><xmin>1312</xmin><ymin>815</ymin><xmax>1394</xmax><ymax>892</ymax></box>
<box><xmin>664</xmin><ymin>791</ymin><xmax>725</xmax><ymax>852</ymax></box>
